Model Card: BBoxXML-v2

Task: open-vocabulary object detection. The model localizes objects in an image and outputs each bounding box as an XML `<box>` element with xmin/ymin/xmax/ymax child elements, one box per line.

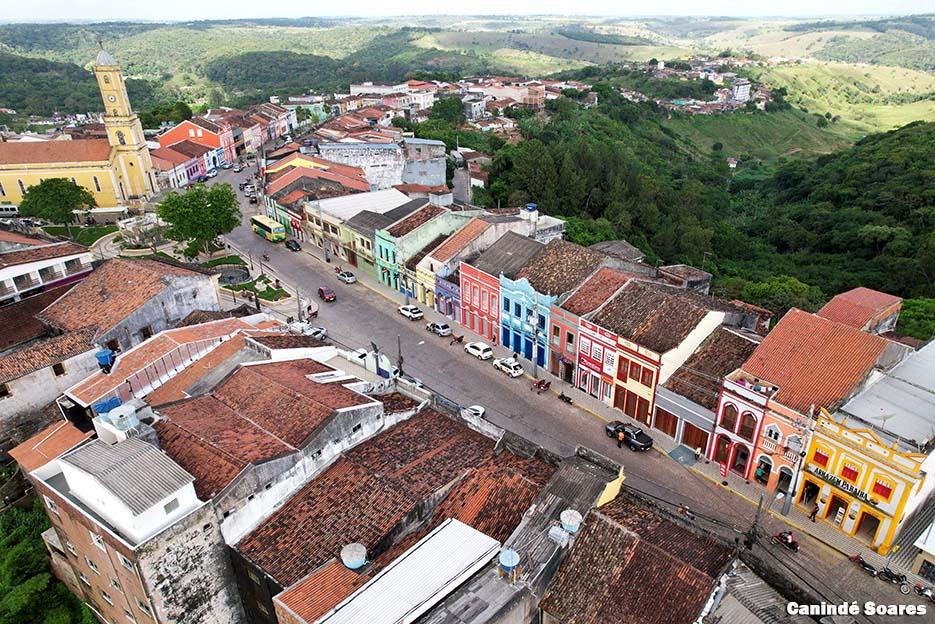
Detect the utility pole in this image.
<box><xmin>396</xmin><ymin>334</ymin><xmax>404</xmax><ymax>377</ymax></box>
<box><xmin>316</xmin><ymin>203</ymin><xmax>330</xmax><ymax>263</ymax></box>
<box><xmin>745</xmin><ymin>494</ymin><xmax>763</xmax><ymax>551</ymax></box>
<box><xmin>296</xmin><ymin>288</ymin><xmax>303</xmax><ymax>323</ymax></box>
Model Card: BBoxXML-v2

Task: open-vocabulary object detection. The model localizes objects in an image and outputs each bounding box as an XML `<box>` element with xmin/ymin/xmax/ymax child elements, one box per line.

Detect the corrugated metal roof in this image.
<box><xmin>309</xmin><ymin>189</ymin><xmax>411</xmax><ymax>222</ymax></box>
<box><xmin>319</xmin><ymin>519</ymin><xmax>499</xmax><ymax>624</ymax></box>
<box><xmin>60</xmin><ymin>438</ymin><xmax>194</xmax><ymax>515</ymax></box>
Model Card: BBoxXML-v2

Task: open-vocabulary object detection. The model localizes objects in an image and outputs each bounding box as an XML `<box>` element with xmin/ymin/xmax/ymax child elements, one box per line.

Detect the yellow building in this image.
<box><xmin>798</xmin><ymin>412</ymin><xmax>931</xmax><ymax>555</ymax></box>
<box><xmin>0</xmin><ymin>49</ymin><xmax>156</xmax><ymax>208</ymax></box>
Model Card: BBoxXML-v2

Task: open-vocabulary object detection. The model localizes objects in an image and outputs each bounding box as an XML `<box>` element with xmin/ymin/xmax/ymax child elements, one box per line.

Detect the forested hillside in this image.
<box><xmin>0</xmin><ymin>52</ymin><xmax>154</xmax><ymax>115</ymax></box>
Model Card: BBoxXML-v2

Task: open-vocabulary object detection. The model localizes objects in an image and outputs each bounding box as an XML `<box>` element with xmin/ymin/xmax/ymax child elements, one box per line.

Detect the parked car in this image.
<box><xmin>426</xmin><ymin>321</ymin><xmax>452</xmax><ymax>336</ymax></box>
<box><xmin>206</xmin><ymin>169</ymin><xmax>218</xmax><ymax>178</ymax></box>
<box><xmin>492</xmin><ymin>357</ymin><xmax>524</xmax><ymax>378</ymax></box>
<box><xmin>604</xmin><ymin>421</ymin><xmax>654</xmax><ymax>451</ymax></box>
<box><xmin>318</xmin><ymin>286</ymin><xmax>336</xmax><ymax>302</ymax></box>
<box><xmin>464</xmin><ymin>342</ymin><xmax>493</xmax><ymax>360</ymax></box>
<box><xmin>221</xmin><ymin>163</ymin><xmax>233</xmax><ymax>170</ymax></box>
<box><xmin>233</xmin><ymin>164</ymin><xmax>244</xmax><ymax>173</ymax></box>
<box><xmin>249</xmin><ymin>196</ymin><xmax>258</xmax><ymax>204</ymax></box>
<box><xmin>243</xmin><ymin>184</ymin><xmax>255</xmax><ymax>193</ymax></box>
<box><xmin>336</xmin><ymin>271</ymin><xmax>357</xmax><ymax>284</ymax></box>
<box><xmin>462</xmin><ymin>405</ymin><xmax>486</xmax><ymax>419</ymax></box>
<box><xmin>289</xmin><ymin>322</ymin><xmax>327</xmax><ymax>340</ymax></box>
<box><xmin>285</xmin><ymin>239</ymin><xmax>301</xmax><ymax>252</ymax></box>
<box><xmin>398</xmin><ymin>305</ymin><xmax>424</xmax><ymax>320</ymax></box>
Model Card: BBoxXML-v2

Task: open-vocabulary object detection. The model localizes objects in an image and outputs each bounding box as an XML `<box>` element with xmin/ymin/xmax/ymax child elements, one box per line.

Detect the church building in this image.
<box><xmin>0</xmin><ymin>49</ymin><xmax>157</xmax><ymax>208</ymax></box>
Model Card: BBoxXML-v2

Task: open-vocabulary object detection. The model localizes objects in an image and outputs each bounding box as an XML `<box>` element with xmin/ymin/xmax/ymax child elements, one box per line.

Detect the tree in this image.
<box><xmin>896</xmin><ymin>298</ymin><xmax>935</xmax><ymax>340</ymax></box>
<box><xmin>18</xmin><ymin>178</ymin><xmax>96</xmax><ymax>238</ymax></box>
<box><xmin>157</xmin><ymin>183</ymin><xmax>241</xmax><ymax>257</ymax></box>
<box><xmin>429</xmin><ymin>96</ymin><xmax>465</xmax><ymax>125</ymax></box>
<box><xmin>712</xmin><ymin>142</ymin><xmax>723</xmax><ymax>152</ymax></box>
<box><xmin>740</xmin><ymin>276</ymin><xmax>825</xmax><ymax>319</ymax></box>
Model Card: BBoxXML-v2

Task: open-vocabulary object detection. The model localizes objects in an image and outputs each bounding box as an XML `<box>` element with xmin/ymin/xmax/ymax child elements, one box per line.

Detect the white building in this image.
<box><xmin>350</xmin><ymin>82</ymin><xmax>410</xmax><ymax>96</ymax></box>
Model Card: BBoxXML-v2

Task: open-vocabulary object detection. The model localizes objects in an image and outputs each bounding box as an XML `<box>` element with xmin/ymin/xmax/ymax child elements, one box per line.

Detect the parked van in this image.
<box><xmin>0</xmin><ymin>204</ymin><xmax>19</xmax><ymax>217</ymax></box>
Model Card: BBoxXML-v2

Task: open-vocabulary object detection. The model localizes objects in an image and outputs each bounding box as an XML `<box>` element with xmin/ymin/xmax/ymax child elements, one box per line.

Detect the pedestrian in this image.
<box><xmin>809</xmin><ymin>503</ymin><xmax>819</xmax><ymax>522</ymax></box>
<box><xmin>617</xmin><ymin>430</ymin><xmax>625</xmax><ymax>448</ymax></box>
<box><xmin>513</xmin><ymin>351</ymin><xmax>519</xmax><ymax>361</ymax></box>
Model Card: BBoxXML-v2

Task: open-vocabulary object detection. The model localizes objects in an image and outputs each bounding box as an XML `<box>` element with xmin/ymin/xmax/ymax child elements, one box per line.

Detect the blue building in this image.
<box><xmin>500</xmin><ymin>240</ymin><xmax>604</xmax><ymax>368</ymax></box>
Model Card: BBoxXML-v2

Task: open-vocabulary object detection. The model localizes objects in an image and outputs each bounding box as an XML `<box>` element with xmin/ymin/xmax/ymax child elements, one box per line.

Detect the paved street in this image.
<box><xmin>208</xmin><ymin>167</ymin><xmax>927</xmax><ymax>619</ymax></box>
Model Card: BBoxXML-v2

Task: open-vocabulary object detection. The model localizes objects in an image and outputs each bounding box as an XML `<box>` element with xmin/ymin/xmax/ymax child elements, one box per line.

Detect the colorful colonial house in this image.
<box><xmin>710</xmin><ymin>308</ymin><xmax>909</xmax><ymax>490</ymax></box>
<box><xmin>459</xmin><ymin>232</ymin><xmax>543</xmax><ymax>343</ymax></box>
<box><xmin>156</xmin><ymin>118</ymin><xmax>234</xmax><ymax>167</ymax></box>
<box><xmin>799</xmin><ymin>341</ymin><xmax>935</xmax><ymax>554</ymax></box>
<box><xmin>503</xmin><ymin>240</ymin><xmax>604</xmax><ymax>369</ymax></box>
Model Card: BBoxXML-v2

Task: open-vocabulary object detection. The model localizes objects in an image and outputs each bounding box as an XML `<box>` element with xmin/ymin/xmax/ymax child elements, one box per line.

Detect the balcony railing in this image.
<box><xmin>40</xmin><ymin>270</ymin><xmax>65</xmax><ymax>283</ymax></box>
<box><xmin>64</xmin><ymin>263</ymin><xmax>92</xmax><ymax>276</ymax></box>
<box><xmin>0</xmin><ymin>283</ymin><xmax>14</xmax><ymax>297</ymax></box>
<box><xmin>13</xmin><ymin>276</ymin><xmax>38</xmax><ymax>291</ymax></box>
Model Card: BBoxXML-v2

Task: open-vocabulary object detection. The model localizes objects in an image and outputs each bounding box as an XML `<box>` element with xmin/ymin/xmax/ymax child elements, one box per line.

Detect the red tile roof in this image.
<box><xmin>266</xmin><ymin>165</ymin><xmax>370</xmax><ymax>197</ymax></box>
<box><xmin>664</xmin><ymin>327</ymin><xmax>762</xmax><ymax>409</ymax></box>
<box><xmin>514</xmin><ymin>239</ymin><xmax>604</xmax><ymax>296</ymax></box>
<box><xmin>9</xmin><ymin>420</ymin><xmax>93</xmax><ymax>473</ymax></box>
<box><xmin>166</xmin><ymin>140</ymin><xmax>213</xmax><ymax>159</ymax></box>
<box><xmin>386</xmin><ymin>204</ymin><xmax>443</xmax><ymax>237</ymax></box>
<box><xmin>249</xmin><ymin>334</ymin><xmax>327</xmax><ymax>349</ymax></box>
<box><xmin>237</xmin><ymin>410</ymin><xmax>496</xmax><ymax>585</ymax></box>
<box><xmin>817</xmin><ymin>287</ymin><xmax>902</xmax><ymax>330</ymax></box>
<box><xmin>0</xmin><ymin>285</ymin><xmax>74</xmax><ymax>352</ymax></box>
<box><xmin>0</xmin><ymin>139</ymin><xmax>112</xmax><ymax>165</ymax></box>
<box><xmin>211</xmin><ymin>359</ymin><xmax>376</xmax><ymax>448</ymax></box>
<box><xmin>38</xmin><ymin>258</ymin><xmax>204</xmax><ymax>336</ymax></box>
<box><xmin>275</xmin><ymin>560</ymin><xmax>371</xmax><ymax>624</ymax></box>
<box><xmin>68</xmin><ymin>317</ymin><xmax>252</xmax><ymax>405</ymax></box>
<box><xmin>392</xmin><ymin>183</ymin><xmax>449</xmax><ymax>195</ymax></box>
<box><xmin>0</xmin><ymin>230</ymin><xmax>43</xmax><ymax>246</ymax></box>
<box><xmin>0</xmin><ymin>327</ymin><xmax>96</xmax><ymax>384</ymax></box>
<box><xmin>428</xmin><ymin>218</ymin><xmax>490</xmax><ymax>263</ymax></box>
<box><xmin>150</xmin><ymin>146</ymin><xmax>193</xmax><ymax>166</ymax></box>
<box><xmin>561</xmin><ymin>268</ymin><xmax>633</xmax><ymax>317</ymax></box>
<box><xmin>146</xmin><ymin>334</ymin><xmax>249</xmax><ymax>407</ymax></box>
<box><xmin>540</xmin><ymin>492</ymin><xmax>734</xmax><ymax>624</ymax></box>
<box><xmin>0</xmin><ymin>241</ymin><xmax>88</xmax><ymax>269</ymax></box>
<box><xmin>741</xmin><ymin>309</ymin><xmax>890</xmax><ymax>413</ymax></box>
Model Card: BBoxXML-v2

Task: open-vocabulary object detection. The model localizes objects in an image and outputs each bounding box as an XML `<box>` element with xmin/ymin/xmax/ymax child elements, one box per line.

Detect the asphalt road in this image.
<box><xmin>211</xmin><ymin>167</ymin><xmax>925</xmax><ymax>619</ymax></box>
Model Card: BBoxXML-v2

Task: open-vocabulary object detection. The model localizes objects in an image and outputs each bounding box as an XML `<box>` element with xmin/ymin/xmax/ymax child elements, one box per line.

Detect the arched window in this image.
<box><xmin>714</xmin><ymin>435</ymin><xmax>731</xmax><ymax>464</ymax></box>
<box><xmin>116</xmin><ymin>131</ymin><xmax>126</xmax><ymax>146</ymax></box>
<box><xmin>755</xmin><ymin>456</ymin><xmax>772</xmax><ymax>484</ymax></box>
<box><xmin>731</xmin><ymin>444</ymin><xmax>750</xmax><ymax>476</ymax></box>
<box><xmin>738</xmin><ymin>412</ymin><xmax>757</xmax><ymax>441</ymax></box>
<box><xmin>764</xmin><ymin>424</ymin><xmax>782</xmax><ymax>443</ymax></box>
<box><xmin>721</xmin><ymin>403</ymin><xmax>738</xmax><ymax>431</ymax></box>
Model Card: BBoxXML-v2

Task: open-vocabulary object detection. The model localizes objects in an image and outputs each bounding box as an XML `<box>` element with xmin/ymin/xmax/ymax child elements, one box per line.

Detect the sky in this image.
<box><xmin>3</xmin><ymin>1</ymin><xmax>932</xmax><ymax>22</ymax></box>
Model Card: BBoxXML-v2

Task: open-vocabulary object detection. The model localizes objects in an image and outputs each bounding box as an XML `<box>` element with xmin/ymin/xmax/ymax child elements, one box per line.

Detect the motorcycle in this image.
<box><xmin>848</xmin><ymin>553</ymin><xmax>878</xmax><ymax>577</ymax></box>
<box><xmin>262</xmin><ymin>252</ymin><xmax>270</xmax><ymax>261</ymax></box>
<box><xmin>531</xmin><ymin>379</ymin><xmax>545</xmax><ymax>391</ymax></box>
<box><xmin>913</xmin><ymin>583</ymin><xmax>935</xmax><ymax>603</ymax></box>
<box><xmin>878</xmin><ymin>566</ymin><xmax>911</xmax><ymax>595</ymax></box>
<box><xmin>537</xmin><ymin>380</ymin><xmax>551</xmax><ymax>395</ymax></box>
<box><xmin>770</xmin><ymin>531</ymin><xmax>800</xmax><ymax>553</ymax></box>
<box><xmin>449</xmin><ymin>335</ymin><xmax>464</xmax><ymax>346</ymax></box>
<box><xmin>558</xmin><ymin>392</ymin><xmax>573</xmax><ymax>405</ymax></box>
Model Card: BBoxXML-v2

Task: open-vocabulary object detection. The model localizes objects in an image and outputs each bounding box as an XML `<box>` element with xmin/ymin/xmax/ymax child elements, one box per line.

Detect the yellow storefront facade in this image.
<box><xmin>0</xmin><ymin>48</ymin><xmax>155</xmax><ymax>208</ymax></box>
<box><xmin>797</xmin><ymin>412</ymin><xmax>928</xmax><ymax>555</ymax></box>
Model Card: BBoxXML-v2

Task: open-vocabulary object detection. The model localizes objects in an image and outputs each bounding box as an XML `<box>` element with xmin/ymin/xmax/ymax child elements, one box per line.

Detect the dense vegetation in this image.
<box><xmin>0</xmin><ymin>500</ymin><xmax>95</xmax><ymax>623</ymax></box>
<box><xmin>785</xmin><ymin>15</ymin><xmax>935</xmax><ymax>39</ymax></box>
<box><xmin>555</xmin><ymin>27</ymin><xmax>654</xmax><ymax>46</ymax></box>
<box><xmin>0</xmin><ymin>52</ymin><xmax>154</xmax><ymax>115</ymax></box>
<box><xmin>612</xmin><ymin>69</ymin><xmax>717</xmax><ymax>100</ymax></box>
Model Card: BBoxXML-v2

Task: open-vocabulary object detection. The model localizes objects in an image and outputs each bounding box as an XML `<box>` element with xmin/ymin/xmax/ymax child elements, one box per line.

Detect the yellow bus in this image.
<box><xmin>250</xmin><ymin>215</ymin><xmax>286</xmax><ymax>242</ymax></box>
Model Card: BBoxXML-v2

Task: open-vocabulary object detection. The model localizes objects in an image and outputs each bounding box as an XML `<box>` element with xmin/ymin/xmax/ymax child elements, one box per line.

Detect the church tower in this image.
<box><xmin>94</xmin><ymin>46</ymin><xmax>156</xmax><ymax>203</ymax></box>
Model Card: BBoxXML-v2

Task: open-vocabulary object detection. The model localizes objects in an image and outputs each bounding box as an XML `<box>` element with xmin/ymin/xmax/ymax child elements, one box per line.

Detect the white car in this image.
<box><xmin>233</xmin><ymin>164</ymin><xmax>244</xmax><ymax>173</ymax></box>
<box><xmin>337</xmin><ymin>271</ymin><xmax>357</xmax><ymax>284</ymax></box>
<box><xmin>426</xmin><ymin>321</ymin><xmax>452</xmax><ymax>336</ymax></box>
<box><xmin>398</xmin><ymin>305</ymin><xmax>424</xmax><ymax>320</ymax></box>
<box><xmin>462</xmin><ymin>405</ymin><xmax>486</xmax><ymax>419</ymax></box>
<box><xmin>243</xmin><ymin>184</ymin><xmax>255</xmax><ymax>194</ymax></box>
<box><xmin>289</xmin><ymin>322</ymin><xmax>327</xmax><ymax>340</ymax></box>
<box><xmin>206</xmin><ymin>169</ymin><xmax>218</xmax><ymax>178</ymax></box>
<box><xmin>493</xmin><ymin>357</ymin><xmax>524</xmax><ymax>378</ymax></box>
<box><xmin>464</xmin><ymin>341</ymin><xmax>493</xmax><ymax>360</ymax></box>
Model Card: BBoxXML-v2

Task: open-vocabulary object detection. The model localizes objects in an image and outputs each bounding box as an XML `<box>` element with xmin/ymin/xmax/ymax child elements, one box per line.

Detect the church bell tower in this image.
<box><xmin>94</xmin><ymin>45</ymin><xmax>156</xmax><ymax>203</ymax></box>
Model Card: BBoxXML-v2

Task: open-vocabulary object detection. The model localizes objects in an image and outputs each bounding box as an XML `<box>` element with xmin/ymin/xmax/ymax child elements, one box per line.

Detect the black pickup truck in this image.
<box><xmin>605</xmin><ymin>421</ymin><xmax>654</xmax><ymax>452</ymax></box>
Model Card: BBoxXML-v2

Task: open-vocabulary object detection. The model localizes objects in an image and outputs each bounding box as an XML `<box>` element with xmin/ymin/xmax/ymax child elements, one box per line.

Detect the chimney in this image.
<box><xmin>429</xmin><ymin>190</ymin><xmax>453</xmax><ymax>207</ymax></box>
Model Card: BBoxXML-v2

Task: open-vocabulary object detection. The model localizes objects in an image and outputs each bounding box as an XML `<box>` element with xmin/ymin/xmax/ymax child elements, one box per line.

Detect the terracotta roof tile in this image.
<box><xmin>540</xmin><ymin>492</ymin><xmax>734</xmax><ymax>624</ymax></box>
<box><xmin>664</xmin><ymin>327</ymin><xmax>762</xmax><ymax>409</ymax></box>
<box><xmin>9</xmin><ymin>421</ymin><xmax>93</xmax><ymax>473</ymax></box>
<box><xmin>561</xmin><ymin>268</ymin><xmax>633</xmax><ymax>317</ymax></box>
<box><xmin>165</xmin><ymin>140</ymin><xmax>213</xmax><ymax>158</ymax></box>
<box><xmin>591</xmin><ymin>282</ymin><xmax>735</xmax><ymax>354</ymax></box>
<box><xmin>0</xmin><ymin>139</ymin><xmax>111</xmax><ymax>165</ymax></box>
<box><xmin>514</xmin><ymin>239</ymin><xmax>603</xmax><ymax>296</ymax></box>
<box><xmin>429</xmin><ymin>218</ymin><xmax>491</xmax><ymax>263</ymax></box>
<box><xmin>0</xmin><ymin>285</ymin><xmax>73</xmax><ymax>352</ymax></box>
<box><xmin>386</xmin><ymin>205</ymin><xmax>444</xmax><ymax>238</ymax></box>
<box><xmin>249</xmin><ymin>334</ymin><xmax>327</xmax><ymax>349</ymax></box>
<box><xmin>275</xmin><ymin>560</ymin><xmax>371</xmax><ymax>624</ymax></box>
<box><xmin>0</xmin><ymin>241</ymin><xmax>88</xmax><ymax>269</ymax></box>
<box><xmin>379</xmin><ymin>392</ymin><xmax>421</xmax><ymax>413</ymax></box>
<box><xmin>0</xmin><ymin>327</ymin><xmax>96</xmax><ymax>384</ymax></box>
<box><xmin>146</xmin><ymin>334</ymin><xmax>249</xmax><ymax>406</ymax></box>
<box><xmin>68</xmin><ymin>318</ymin><xmax>251</xmax><ymax>405</ymax></box>
<box><xmin>741</xmin><ymin>309</ymin><xmax>891</xmax><ymax>413</ymax></box>
<box><xmin>0</xmin><ymin>230</ymin><xmax>44</xmax><ymax>246</ymax></box>
<box><xmin>817</xmin><ymin>287</ymin><xmax>902</xmax><ymax>330</ymax></box>
<box><xmin>405</xmin><ymin>233</ymin><xmax>449</xmax><ymax>271</ymax></box>
<box><xmin>38</xmin><ymin>258</ymin><xmax>204</xmax><ymax>335</ymax></box>
<box><xmin>149</xmin><ymin>147</ymin><xmax>193</xmax><ymax>166</ymax></box>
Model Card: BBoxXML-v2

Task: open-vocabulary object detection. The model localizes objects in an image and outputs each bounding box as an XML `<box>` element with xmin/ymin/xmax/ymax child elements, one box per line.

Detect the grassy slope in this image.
<box><xmin>663</xmin><ymin>109</ymin><xmax>853</xmax><ymax>160</ymax></box>
<box><xmin>749</xmin><ymin>62</ymin><xmax>935</xmax><ymax>134</ymax></box>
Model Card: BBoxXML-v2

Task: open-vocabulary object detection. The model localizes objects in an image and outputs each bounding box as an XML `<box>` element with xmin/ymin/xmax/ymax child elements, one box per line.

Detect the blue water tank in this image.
<box><xmin>498</xmin><ymin>548</ymin><xmax>520</xmax><ymax>574</ymax></box>
<box><xmin>340</xmin><ymin>543</ymin><xmax>367</xmax><ymax>570</ymax></box>
<box><xmin>560</xmin><ymin>509</ymin><xmax>582</xmax><ymax>534</ymax></box>
<box><xmin>526</xmin><ymin>203</ymin><xmax>538</xmax><ymax>212</ymax></box>
<box><xmin>95</xmin><ymin>348</ymin><xmax>114</xmax><ymax>368</ymax></box>
<box><xmin>92</xmin><ymin>396</ymin><xmax>122</xmax><ymax>416</ymax></box>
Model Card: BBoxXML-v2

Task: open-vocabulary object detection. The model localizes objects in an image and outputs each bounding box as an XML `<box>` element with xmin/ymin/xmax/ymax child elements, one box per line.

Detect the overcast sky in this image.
<box><xmin>2</xmin><ymin>1</ymin><xmax>932</xmax><ymax>22</ymax></box>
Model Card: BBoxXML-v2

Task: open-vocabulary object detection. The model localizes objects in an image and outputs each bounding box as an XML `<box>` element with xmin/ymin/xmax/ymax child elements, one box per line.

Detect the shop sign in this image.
<box><xmin>806</xmin><ymin>465</ymin><xmax>869</xmax><ymax>501</ymax></box>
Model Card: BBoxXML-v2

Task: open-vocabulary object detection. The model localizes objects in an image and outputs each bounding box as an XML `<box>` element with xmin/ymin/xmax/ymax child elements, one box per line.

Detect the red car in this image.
<box><xmin>318</xmin><ymin>286</ymin><xmax>336</xmax><ymax>302</ymax></box>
